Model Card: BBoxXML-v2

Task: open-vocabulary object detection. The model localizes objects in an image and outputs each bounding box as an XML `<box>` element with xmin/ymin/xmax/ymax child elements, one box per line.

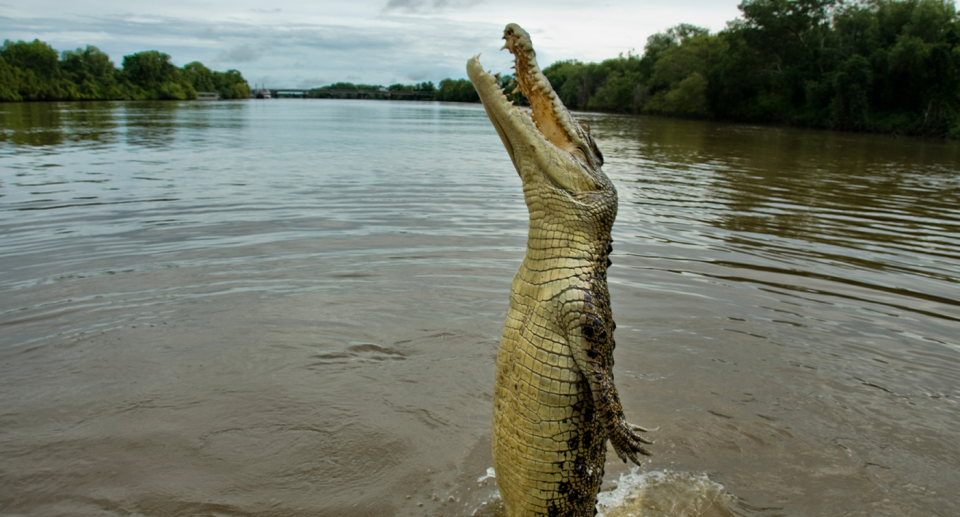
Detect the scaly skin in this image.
<box><xmin>467</xmin><ymin>24</ymin><xmax>654</xmax><ymax>517</ymax></box>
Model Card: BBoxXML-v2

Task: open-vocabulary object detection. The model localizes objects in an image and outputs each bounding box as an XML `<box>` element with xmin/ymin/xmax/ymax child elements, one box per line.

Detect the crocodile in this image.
<box><xmin>467</xmin><ymin>24</ymin><xmax>654</xmax><ymax>517</ymax></box>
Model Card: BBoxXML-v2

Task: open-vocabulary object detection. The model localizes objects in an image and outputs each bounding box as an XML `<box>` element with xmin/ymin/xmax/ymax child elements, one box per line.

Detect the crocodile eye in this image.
<box><xmin>592</xmin><ymin>142</ymin><xmax>604</xmax><ymax>166</ymax></box>
<box><xmin>580</xmin><ymin>122</ymin><xmax>591</xmax><ymax>134</ymax></box>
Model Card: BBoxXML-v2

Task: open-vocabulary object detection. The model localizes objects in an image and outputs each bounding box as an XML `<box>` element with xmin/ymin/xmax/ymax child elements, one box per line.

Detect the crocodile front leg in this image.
<box><xmin>562</xmin><ymin>286</ymin><xmax>653</xmax><ymax>465</ymax></box>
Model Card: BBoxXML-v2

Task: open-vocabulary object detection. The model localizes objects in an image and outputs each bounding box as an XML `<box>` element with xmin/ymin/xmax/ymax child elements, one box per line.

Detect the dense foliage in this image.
<box><xmin>5</xmin><ymin>0</ymin><xmax>958</xmax><ymax>136</ymax></box>
<box><xmin>436</xmin><ymin>78</ymin><xmax>480</xmax><ymax>102</ymax></box>
<box><xmin>304</xmin><ymin>81</ymin><xmax>435</xmax><ymax>99</ymax></box>
<box><xmin>0</xmin><ymin>40</ymin><xmax>250</xmax><ymax>101</ymax></box>
<box><xmin>435</xmin><ymin>75</ymin><xmax>525</xmax><ymax>104</ymax></box>
<box><xmin>536</xmin><ymin>0</ymin><xmax>960</xmax><ymax>137</ymax></box>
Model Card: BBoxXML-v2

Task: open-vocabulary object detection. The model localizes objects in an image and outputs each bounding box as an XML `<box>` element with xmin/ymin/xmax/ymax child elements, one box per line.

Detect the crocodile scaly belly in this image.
<box><xmin>493</xmin><ymin>277</ymin><xmax>607</xmax><ymax>517</ymax></box>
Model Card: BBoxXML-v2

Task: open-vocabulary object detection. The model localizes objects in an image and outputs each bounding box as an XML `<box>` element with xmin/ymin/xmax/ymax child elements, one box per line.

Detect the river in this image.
<box><xmin>1</xmin><ymin>99</ymin><xmax>958</xmax><ymax>516</ymax></box>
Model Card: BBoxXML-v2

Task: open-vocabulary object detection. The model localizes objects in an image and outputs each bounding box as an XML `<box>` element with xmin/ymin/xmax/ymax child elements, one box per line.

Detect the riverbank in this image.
<box><xmin>0</xmin><ymin>40</ymin><xmax>249</xmax><ymax>102</ymax></box>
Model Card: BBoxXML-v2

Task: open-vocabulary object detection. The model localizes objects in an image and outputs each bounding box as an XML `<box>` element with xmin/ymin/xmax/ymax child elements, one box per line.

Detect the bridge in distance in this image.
<box><xmin>262</xmin><ymin>88</ymin><xmax>435</xmax><ymax>99</ymax></box>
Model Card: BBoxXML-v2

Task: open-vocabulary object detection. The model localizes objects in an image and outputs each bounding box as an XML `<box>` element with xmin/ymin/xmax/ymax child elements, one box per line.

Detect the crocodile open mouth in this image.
<box><xmin>466</xmin><ymin>24</ymin><xmax>584</xmax><ymax>158</ymax></box>
<box><xmin>467</xmin><ymin>24</ymin><xmax>601</xmax><ymax>193</ymax></box>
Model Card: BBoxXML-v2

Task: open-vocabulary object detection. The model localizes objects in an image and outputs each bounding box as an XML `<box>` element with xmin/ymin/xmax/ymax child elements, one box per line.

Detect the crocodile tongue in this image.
<box><xmin>467</xmin><ymin>23</ymin><xmax>601</xmax><ymax>194</ymax></box>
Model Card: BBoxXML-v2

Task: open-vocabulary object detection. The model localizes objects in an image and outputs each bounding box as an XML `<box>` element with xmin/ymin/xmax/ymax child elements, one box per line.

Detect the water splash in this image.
<box><xmin>598</xmin><ymin>468</ymin><xmax>737</xmax><ymax>517</ymax></box>
<box><xmin>477</xmin><ymin>467</ymin><xmax>496</xmax><ymax>483</ymax></box>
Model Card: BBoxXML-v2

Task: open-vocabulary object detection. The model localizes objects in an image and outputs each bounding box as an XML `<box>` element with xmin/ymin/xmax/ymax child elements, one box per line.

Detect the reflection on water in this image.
<box><xmin>1</xmin><ymin>102</ymin><xmax>66</xmax><ymax>147</ymax></box>
<box><xmin>0</xmin><ymin>101</ymin><xmax>248</xmax><ymax>150</ymax></box>
<box><xmin>61</xmin><ymin>102</ymin><xmax>120</xmax><ymax>146</ymax></box>
<box><xmin>1</xmin><ymin>100</ymin><xmax>959</xmax><ymax>516</ymax></box>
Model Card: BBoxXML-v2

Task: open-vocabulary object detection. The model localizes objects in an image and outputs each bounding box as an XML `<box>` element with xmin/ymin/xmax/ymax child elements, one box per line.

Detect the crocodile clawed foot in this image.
<box><xmin>609</xmin><ymin>419</ymin><xmax>655</xmax><ymax>465</ymax></box>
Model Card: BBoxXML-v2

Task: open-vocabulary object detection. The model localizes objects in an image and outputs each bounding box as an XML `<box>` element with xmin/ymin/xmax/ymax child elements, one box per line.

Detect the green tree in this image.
<box><xmin>60</xmin><ymin>46</ymin><xmax>122</xmax><ymax>99</ymax></box>
<box><xmin>0</xmin><ymin>56</ymin><xmax>24</xmax><ymax>101</ymax></box>
<box><xmin>884</xmin><ymin>0</ymin><xmax>960</xmax><ymax>134</ymax></box>
<box><xmin>1</xmin><ymin>39</ymin><xmax>66</xmax><ymax>100</ymax></box>
<box><xmin>0</xmin><ymin>39</ymin><xmax>248</xmax><ymax>103</ymax></box>
<box><xmin>706</xmin><ymin>28</ymin><xmax>774</xmax><ymax>120</ymax></box>
<box><xmin>212</xmin><ymin>69</ymin><xmax>250</xmax><ymax>99</ymax></box>
<box><xmin>183</xmin><ymin>61</ymin><xmax>216</xmax><ymax>93</ymax></box>
<box><xmin>735</xmin><ymin>0</ymin><xmax>842</xmax><ymax>120</ymax></box>
<box><xmin>550</xmin><ymin>61</ymin><xmax>612</xmax><ymax>110</ymax></box>
<box><xmin>414</xmin><ymin>81</ymin><xmax>436</xmax><ymax>93</ymax></box>
<box><xmin>644</xmin><ymin>33</ymin><xmax>721</xmax><ymax>117</ymax></box>
<box><xmin>436</xmin><ymin>78</ymin><xmax>479</xmax><ymax>102</ymax></box>
<box><xmin>587</xmin><ymin>67</ymin><xmax>645</xmax><ymax>113</ymax></box>
<box><xmin>542</xmin><ymin>60</ymin><xmax>585</xmax><ymax>108</ymax></box>
<box><xmin>828</xmin><ymin>54</ymin><xmax>874</xmax><ymax>129</ymax></box>
<box><xmin>121</xmin><ymin>50</ymin><xmax>196</xmax><ymax>100</ymax></box>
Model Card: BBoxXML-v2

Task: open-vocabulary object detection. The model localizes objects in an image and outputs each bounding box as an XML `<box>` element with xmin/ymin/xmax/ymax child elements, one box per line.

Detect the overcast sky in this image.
<box><xmin>3</xmin><ymin>0</ymin><xmax>744</xmax><ymax>88</ymax></box>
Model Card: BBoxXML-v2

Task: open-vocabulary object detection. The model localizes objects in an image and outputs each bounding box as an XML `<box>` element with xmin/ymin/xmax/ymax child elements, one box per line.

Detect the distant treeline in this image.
<box><xmin>0</xmin><ymin>39</ymin><xmax>250</xmax><ymax>102</ymax></box>
<box><xmin>302</xmin><ymin>81</ymin><xmax>436</xmax><ymax>99</ymax></box>
<box><xmin>440</xmin><ymin>0</ymin><xmax>960</xmax><ymax>138</ymax></box>
<box><xmin>6</xmin><ymin>0</ymin><xmax>958</xmax><ymax>137</ymax></box>
<box><xmin>294</xmin><ymin>79</ymin><xmax>502</xmax><ymax>103</ymax></box>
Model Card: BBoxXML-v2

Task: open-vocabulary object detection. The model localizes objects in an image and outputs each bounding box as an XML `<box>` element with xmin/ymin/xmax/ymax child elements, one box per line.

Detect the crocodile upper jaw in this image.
<box><xmin>466</xmin><ymin>24</ymin><xmax>604</xmax><ymax>195</ymax></box>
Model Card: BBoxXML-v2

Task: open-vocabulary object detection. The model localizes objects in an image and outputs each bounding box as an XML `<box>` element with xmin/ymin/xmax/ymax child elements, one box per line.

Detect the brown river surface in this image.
<box><xmin>1</xmin><ymin>99</ymin><xmax>959</xmax><ymax>517</ymax></box>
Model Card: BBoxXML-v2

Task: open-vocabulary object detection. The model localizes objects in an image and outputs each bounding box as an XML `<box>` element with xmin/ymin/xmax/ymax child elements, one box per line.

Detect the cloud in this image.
<box><xmin>1</xmin><ymin>12</ymin><xmax>503</xmax><ymax>86</ymax></box>
<box><xmin>383</xmin><ymin>0</ymin><xmax>482</xmax><ymax>13</ymax></box>
<box><xmin>216</xmin><ymin>44</ymin><xmax>263</xmax><ymax>63</ymax></box>
<box><xmin>0</xmin><ymin>1</ymin><xmax>743</xmax><ymax>88</ymax></box>
<box><xmin>199</xmin><ymin>27</ymin><xmax>218</xmax><ymax>41</ymax></box>
<box><xmin>250</xmin><ymin>8</ymin><xmax>280</xmax><ymax>14</ymax></box>
<box><xmin>122</xmin><ymin>15</ymin><xmax>163</xmax><ymax>24</ymax></box>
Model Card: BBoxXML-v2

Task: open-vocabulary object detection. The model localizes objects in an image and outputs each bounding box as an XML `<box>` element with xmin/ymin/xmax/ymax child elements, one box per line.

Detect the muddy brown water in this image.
<box><xmin>1</xmin><ymin>99</ymin><xmax>958</xmax><ymax>516</ymax></box>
